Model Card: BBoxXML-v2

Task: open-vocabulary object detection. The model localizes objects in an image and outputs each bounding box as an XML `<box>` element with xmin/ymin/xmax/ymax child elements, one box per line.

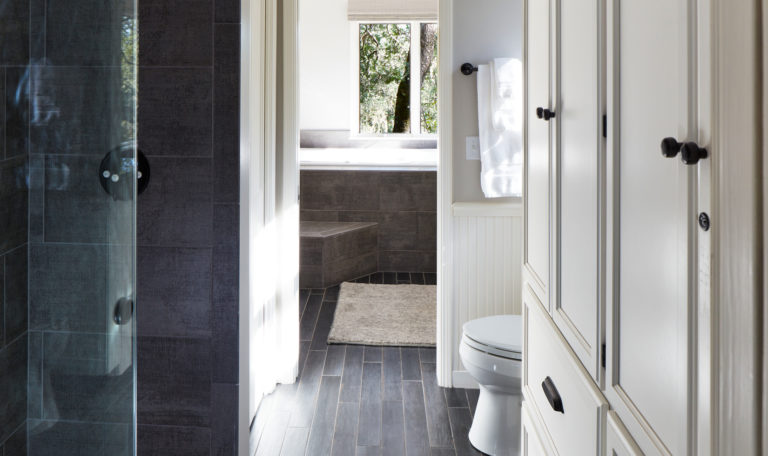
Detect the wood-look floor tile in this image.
<box><xmin>280</xmin><ymin>427</ymin><xmax>309</xmax><ymax>456</ymax></box>
<box><xmin>324</xmin><ymin>345</ymin><xmax>347</xmax><ymax>376</ymax></box>
<box><xmin>356</xmin><ymin>446</ymin><xmax>381</xmax><ymax>455</ymax></box>
<box><xmin>465</xmin><ymin>390</ymin><xmax>479</xmax><ymax>418</ymax></box>
<box><xmin>364</xmin><ymin>346</ymin><xmax>382</xmax><ymax>363</ymax></box>
<box><xmin>300</xmin><ymin>294</ymin><xmax>324</xmax><ymax>341</ymax></box>
<box><xmin>311</xmin><ymin>300</ymin><xmax>337</xmax><ymax>350</ymax></box>
<box><xmin>381</xmin><ymin>401</ymin><xmax>405</xmax><ymax>456</ymax></box>
<box><xmin>331</xmin><ymin>402</ymin><xmax>359</xmax><ymax>456</ymax></box>
<box><xmin>420</xmin><ymin>363</ymin><xmax>453</xmax><ymax>448</ymax></box>
<box><xmin>419</xmin><ymin>348</ymin><xmax>436</xmax><ymax>364</ymax></box>
<box><xmin>254</xmin><ymin>410</ymin><xmax>290</xmax><ymax>456</ymax></box>
<box><xmin>443</xmin><ymin>388</ymin><xmax>468</xmax><ymax>408</ymax></box>
<box><xmin>382</xmin><ymin>347</ymin><xmax>402</xmax><ymax>402</ymax></box>
<box><xmin>306</xmin><ymin>376</ymin><xmax>342</xmax><ymax>455</ymax></box>
<box><xmin>357</xmin><ymin>363</ymin><xmax>382</xmax><ymax>447</ymax></box>
<box><xmin>340</xmin><ymin>346</ymin><xmax>364</xmax><ymax>403</ymax></box>
<box><xmin>403</xmin><ymin>381</ymin><xmax>430</xmax><ymax>456</ymax></box>
<box><xmin>401</xmin><ymin>348</ymin><xmax>422</xmax><ymax>381</ymax></box>
<box><xmin>447</xmin><ymin>407</ymin><xmax>482</xmax><ymax>456</ymax></box>
<box><xmin>289</xmin><ymin>350</ymin><xmax>327</xmax><ymax>427</ymax></box>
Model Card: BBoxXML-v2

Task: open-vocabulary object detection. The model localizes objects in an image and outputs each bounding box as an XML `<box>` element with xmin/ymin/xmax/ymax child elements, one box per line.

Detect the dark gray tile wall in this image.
<box><xmin>300</xmin><ymin>170</ymin><xmax>437</xmax><ymax>273</ymax></box>
<box><xmin>136</xmin><ymin>0</ymin><xmax>240</xmax><ymax>454</ymax></box>
<box><xmin>0</xmin><ymin>2</ymin><xmax>29</xmax><ymax>452</ymax></box>
<box><xmin>24</xmin><ymin>1</ymin><xmax>137</xmax><ymax>455</ymax></box>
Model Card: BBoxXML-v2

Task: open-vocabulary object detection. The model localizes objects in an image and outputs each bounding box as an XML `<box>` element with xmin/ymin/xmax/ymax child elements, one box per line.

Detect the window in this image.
<box><xmin>356</xmin><ymin>22</ymin><xmax>438</xmax><ymax>136</ymax></box>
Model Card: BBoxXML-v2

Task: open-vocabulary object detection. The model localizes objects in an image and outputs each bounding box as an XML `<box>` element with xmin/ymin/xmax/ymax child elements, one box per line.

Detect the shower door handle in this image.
<box><xmin>113</xmin><ymin>297</ymin><xmax>134</xmax><ymax>325</ymax></box>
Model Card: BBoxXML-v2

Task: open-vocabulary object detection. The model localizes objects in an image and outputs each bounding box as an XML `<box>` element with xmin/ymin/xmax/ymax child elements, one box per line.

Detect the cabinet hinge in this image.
<box><xmin>602</xmin><ymin>114</ymin><xmax>607</xmax><ymax>138</ymax></box>
<box><xmin>601</xmin><ymin>343</ymin><xmax>606</xmax><ymax>369</ymax></box>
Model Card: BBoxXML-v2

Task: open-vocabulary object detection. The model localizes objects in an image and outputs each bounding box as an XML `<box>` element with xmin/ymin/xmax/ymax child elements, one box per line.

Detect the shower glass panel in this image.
<box><xmin>0</xmin><ymin>0</ymin><xmax>137</xmax><ymax>454</ymax></box>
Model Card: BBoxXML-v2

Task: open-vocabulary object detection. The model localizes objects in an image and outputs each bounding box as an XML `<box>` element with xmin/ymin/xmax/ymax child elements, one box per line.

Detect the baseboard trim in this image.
<box><xmin>452</xmin><ymin>370</ymin><xmax>479</xmax><ymax>389</ymax></box>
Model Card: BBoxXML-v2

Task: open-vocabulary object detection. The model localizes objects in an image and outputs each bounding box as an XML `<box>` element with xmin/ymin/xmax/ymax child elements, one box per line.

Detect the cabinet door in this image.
<box><xmin>605</xmin><ymin>0</ymin><xmax>702</xmax><ymax>454</ymax></box>
<box><xmin>524</xmin><ymin>0</ymin><xmax>552</xmax><ymax>300</ymax></box>
<box><xmin>552</xmin><ymin>0</ymin><xmax>603</xmax><ymax>382</ymax></box>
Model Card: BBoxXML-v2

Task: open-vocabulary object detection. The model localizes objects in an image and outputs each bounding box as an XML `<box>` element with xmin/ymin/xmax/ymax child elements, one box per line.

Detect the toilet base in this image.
<box><xmin>468</xmin><ymin>385</ymin><xmax>522</xmax><ymax>456</ymax></box>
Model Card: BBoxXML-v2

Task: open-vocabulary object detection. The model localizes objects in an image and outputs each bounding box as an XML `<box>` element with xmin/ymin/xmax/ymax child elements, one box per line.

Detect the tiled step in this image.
<box><xmin>300</xmin><ymin>221</ymin><xmax>378</xmax><ymax>288</ymax></box>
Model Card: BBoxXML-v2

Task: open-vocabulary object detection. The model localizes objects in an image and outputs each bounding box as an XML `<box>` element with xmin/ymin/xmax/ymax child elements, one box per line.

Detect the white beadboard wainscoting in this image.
<box><xmin>450</xmin><ymin>201</ymin><xmax>524</xmax><ymax>388</ymax></box>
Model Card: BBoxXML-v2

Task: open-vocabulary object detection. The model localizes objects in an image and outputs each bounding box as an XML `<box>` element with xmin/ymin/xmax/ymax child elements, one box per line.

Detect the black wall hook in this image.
<box><xmin>460</xmin><ymin>63</ymin><xmax>478</xmax><ymax>75</ymax></box>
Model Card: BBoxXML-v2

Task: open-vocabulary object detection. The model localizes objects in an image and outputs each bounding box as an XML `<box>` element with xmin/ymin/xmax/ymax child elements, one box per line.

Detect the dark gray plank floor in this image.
<box><xmin>252</xmin><ymin>272</ymin><xmax>485</xmax><ymax>456</ymax></box>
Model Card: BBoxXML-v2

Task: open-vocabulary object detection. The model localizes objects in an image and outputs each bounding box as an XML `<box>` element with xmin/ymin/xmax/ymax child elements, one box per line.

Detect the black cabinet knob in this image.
<box><xmin>661</xmin><ymin>137</ymin><xmax>708</xmax><ymax>165</ymax></box>
<box><xmin>680</xmin><ymin>142</ymin><xmax>708</xmax><ymax>165</ymax></box>
<box><xmin>536</xmin><ymin>107</ymin><xmax>555</xmax><ymax>121</ymax></box>
<box><xmin>661</xmin><ymin>137</ymin><xmax>683</xmax><ymax>158</ymax></box>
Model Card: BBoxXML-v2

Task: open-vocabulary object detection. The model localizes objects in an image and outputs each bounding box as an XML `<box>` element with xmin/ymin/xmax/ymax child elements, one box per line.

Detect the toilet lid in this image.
<box><xmin>463</xmin><ymin>315</ymin><xmax>522</xmax><ymax>354</ymax></box>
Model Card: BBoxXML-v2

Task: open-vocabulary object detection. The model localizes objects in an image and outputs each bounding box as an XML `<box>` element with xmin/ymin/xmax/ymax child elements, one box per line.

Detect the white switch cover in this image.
<box><xmin>466</xmin><ymin>136</ymin><xmax>481</xmax><ymax>160</ymax></box>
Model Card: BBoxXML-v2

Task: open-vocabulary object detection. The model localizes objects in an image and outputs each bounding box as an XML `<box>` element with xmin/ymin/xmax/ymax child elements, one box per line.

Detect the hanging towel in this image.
<box><xmin>477</xmin><ymin>61</ymin><xmax>523</xmax><ymax>198</ymax></box>
<box><xmin>490</xmin><ymin>58</ymin><xmax>522</xmax><ymax>132</ymax></box>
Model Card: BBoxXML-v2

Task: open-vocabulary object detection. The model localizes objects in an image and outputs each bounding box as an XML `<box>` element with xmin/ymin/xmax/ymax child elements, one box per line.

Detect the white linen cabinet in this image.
<box><xmin>521</xmin><ymin>0</ymin><xmax>712</xmax><ymax>454</ymax></box>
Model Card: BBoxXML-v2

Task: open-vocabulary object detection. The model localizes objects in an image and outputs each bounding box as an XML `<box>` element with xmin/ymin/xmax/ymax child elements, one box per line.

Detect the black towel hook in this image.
<box><xmin>460</xmin><ymin>63</ymin><xmax>478</xmax><ymax>75</ymax></box>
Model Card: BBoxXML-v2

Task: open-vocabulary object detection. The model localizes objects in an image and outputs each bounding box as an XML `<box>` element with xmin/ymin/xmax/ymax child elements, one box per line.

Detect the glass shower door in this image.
<box><xmin>20</xmin><ymin>0</ymin><xmax>138</xmax><ymax>454</ymax></box>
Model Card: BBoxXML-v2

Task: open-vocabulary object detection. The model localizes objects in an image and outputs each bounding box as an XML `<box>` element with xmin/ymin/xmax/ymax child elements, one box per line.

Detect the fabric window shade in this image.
<box><xmin>347</xmin><ymin>0</ymin><xmax>438</xmax><ymax>21</ymax></box>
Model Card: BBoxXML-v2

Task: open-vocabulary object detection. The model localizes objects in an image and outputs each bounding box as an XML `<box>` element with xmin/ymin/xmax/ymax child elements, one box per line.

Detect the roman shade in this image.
<box><xmin>347</xmin><ymin>0</ymin><xmax>438</xmax><ymax>21</ymax></box>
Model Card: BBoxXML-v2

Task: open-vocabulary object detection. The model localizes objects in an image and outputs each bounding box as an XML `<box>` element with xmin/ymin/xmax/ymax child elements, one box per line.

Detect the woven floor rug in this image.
<box><xmin>327</xmin><ymin>282</ymin><xmax>436</xmax><ymax>347</ymax></box>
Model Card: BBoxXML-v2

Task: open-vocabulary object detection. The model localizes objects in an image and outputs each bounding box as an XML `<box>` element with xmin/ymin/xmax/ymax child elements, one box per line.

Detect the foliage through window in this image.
<box><xmin>358</xmin><ymin>22</ymin><xmax>438</xmax><ymax>135</ymax></box>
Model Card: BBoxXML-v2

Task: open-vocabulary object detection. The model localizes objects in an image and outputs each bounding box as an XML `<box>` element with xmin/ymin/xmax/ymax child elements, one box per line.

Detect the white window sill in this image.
<box><xmin>299</xmin><ymin>148</ymin><xmax>438</xmax><ymax>171</ymax></box>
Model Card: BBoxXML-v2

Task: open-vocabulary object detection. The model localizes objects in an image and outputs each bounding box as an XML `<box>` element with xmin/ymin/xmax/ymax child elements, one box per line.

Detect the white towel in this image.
<box><xmin>477</xmin><ymin>63</ymin><xmax>523</xmax><ymax>198</ymax></box>
<box><xmin>490</xmin><ymin>58</ymin><xmax>522</xmax><ymax>132</ymax></box>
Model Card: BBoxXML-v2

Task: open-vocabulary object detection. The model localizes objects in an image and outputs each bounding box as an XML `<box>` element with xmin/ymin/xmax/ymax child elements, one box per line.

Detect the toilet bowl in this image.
<box><xmin>459</xmin><ymin>315</ymin><xmax>522</xmax><ymax>456</ymax></box>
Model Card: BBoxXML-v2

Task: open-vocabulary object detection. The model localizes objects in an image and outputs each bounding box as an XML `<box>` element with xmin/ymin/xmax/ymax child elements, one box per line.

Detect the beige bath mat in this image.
<box><xmin>327</xmin><ymin>282</ymin><xmax>436</xmax><ymax>347</ymax></box>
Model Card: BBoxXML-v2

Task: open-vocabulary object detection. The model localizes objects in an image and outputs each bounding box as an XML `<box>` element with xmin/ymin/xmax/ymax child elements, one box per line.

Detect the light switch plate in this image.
<box><xmin>466</xmin><ymin>136</ymin><xmax>480</xmax><ymax>160</ymax></box>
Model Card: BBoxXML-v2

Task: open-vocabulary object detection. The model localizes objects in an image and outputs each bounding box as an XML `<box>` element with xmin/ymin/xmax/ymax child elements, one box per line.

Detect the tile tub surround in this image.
<box><xmin>300</xmin><ymin>170</ymin><xmax>437</xmax><ymax>273</ymax></box>
<box><xmin>252</xmin><ymin>275</ymin><xmax>479</xmax><ymax>456</ymax></box>
<box><xmin>134</xmin><ymin>0</ymin><xmax>241</xmax><ymax>453</ymax></box>
<box><xmin>300</xmin><ymin>221</ymin><xmax>379</xmax><ymax>288</ymax></box>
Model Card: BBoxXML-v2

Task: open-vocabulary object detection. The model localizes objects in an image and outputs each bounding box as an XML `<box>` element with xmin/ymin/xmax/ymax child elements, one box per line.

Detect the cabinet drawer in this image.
<box><xmin>523</xmin><ymin>288</ymin><xmax>607</xmax><ymax>455</ymax></box>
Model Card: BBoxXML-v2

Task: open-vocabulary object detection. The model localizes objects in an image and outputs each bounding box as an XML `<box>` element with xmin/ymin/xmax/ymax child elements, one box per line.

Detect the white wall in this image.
<box><xmin>451</xmin><ymin>0</ymin><xmax>523</xmax><ymax>202</ymax></box>
<box><xmin>299</xmin><ymin>0</ymin><xmax>351</xmax><ymax>130</ymax></box>
<box><xmin>450</xmin><ymin>204</ymin><xmax>523</xmax><ymax>387</ymax></box>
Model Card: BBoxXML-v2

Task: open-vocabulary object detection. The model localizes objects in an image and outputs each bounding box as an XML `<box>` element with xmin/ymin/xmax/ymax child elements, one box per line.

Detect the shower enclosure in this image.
<box><xmin>0</xmin><ymin>0</ymin><xmax>138</xmax><ymax>454</ymax></box>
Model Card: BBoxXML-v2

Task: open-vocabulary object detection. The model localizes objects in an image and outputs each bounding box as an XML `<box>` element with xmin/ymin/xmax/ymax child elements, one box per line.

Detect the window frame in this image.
<box><xmin>351</xmin><ymin>20</ymin><xmax>438</xmax><ymax>139</ymax></box>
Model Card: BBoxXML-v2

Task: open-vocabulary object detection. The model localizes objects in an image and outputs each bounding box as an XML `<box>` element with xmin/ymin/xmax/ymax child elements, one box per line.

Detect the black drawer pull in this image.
<box><xmin>541</xmin><ymin>376</ymin><xmax>564</xmax><ymax>413</ymax></box>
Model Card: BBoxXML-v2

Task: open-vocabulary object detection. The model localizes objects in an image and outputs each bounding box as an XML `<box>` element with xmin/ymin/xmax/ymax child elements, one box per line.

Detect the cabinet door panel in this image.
<box><xmin>605</xmin><ymin>411</ymin><xmax>643</xmax><ymax>456</ymax></box>
<box><xmin>606</xmin><ymin>0</ymin><xmax>694</xmax><ymax>454</ymax></box>
<box><xmin>554</xmin><ymin>0</ymin><xmax>602</xmax><ymax>381</ymax></box>
<box><xmin>524</xmin><ymin>0</ymin><xmax>551</xmax><ymax>297</ymax></box>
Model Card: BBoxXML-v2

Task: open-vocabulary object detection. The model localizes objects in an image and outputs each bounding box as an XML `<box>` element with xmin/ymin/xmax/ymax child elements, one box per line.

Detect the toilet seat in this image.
<box><xmin>462</xmin><ymin>315</ymin><xmax>522</xmax><ymax>361</ymax></box>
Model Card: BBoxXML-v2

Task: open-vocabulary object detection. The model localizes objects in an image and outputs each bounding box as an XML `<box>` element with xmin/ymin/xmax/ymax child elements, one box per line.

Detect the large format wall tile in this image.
<box><xmin>212</xmin><ymin>204</ymin><xmax>238</xmax><ymax>383</ymax></box>
<box><xmin>137</xmin><ymin>424</ymin><xmax>211</xmax><ymax>456</ymax></box>
<box><xmin>28</xmin><ymin>66</ymin><xmax>125</xmax><ymax>156</ymax></box>
<box><xmin>28</xmin><ymin>420</ymin><xmax>132</xmax><ymax>456</ymax></box>
<box><xmin>300</xmin><ymin>170</ymin><xmax>437</xmax><ymax>272</ymax></box>
<box><xmin>29</xmin><ymin>244</ymin><xmax>108</xmax><ymax>332</ymax></box>
<box><xmin>136</xmin><ymin>247</ymin><xmax>212</xmax><ymax>338</ymax></box>
<box><xmin>0</xmin><ymin>156</ymin><xmax>28</xmax><ymax>253</ymax></box>
<box><xmin>214</xmin><ymin>24</ymin><xmax>241</xmax><ymax>203</ymax></box>
<box><xmin>0</xmin><ymin>336</ymin><xmax>27</xmax><ymax>443</ymax></box>
<box><xmin>137</xmin><ymin>157</ymin><xmax>213</xmax><ymax>247</ymax></box>
<box><xmin>137</xmin><ymin>336</ymin><xmax>211</xmax><ymax>427</ymax></box>
<box><xmin>138</xmin><ymin>0</ymin><xmax>213</xmax><ymax>67</ymax></box>
<box><xmin>44</xmin><ymin>0</ymin><xmax>124</xmax><ymax>66</ymax></box>
<box><xmin>0</xmin><ymin>0</ymin><xmax>30</xmax><ymax>66</ymax></box>
<box><xmin>138</xmin><ymin>68</ymin><xmax>213</xmax><ymax>158</ymax></box>
<box><xmin>4</xmin><ymin>246</ymin><xmax>28</xmax><ymax>343</ymax></box>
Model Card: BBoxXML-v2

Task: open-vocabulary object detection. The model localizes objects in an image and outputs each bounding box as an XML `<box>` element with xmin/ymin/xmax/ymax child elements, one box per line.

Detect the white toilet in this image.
<box><xmin>459</xmin><ymin>315</ymin><xmax>522</xmax><ymax>456</ymax></box>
